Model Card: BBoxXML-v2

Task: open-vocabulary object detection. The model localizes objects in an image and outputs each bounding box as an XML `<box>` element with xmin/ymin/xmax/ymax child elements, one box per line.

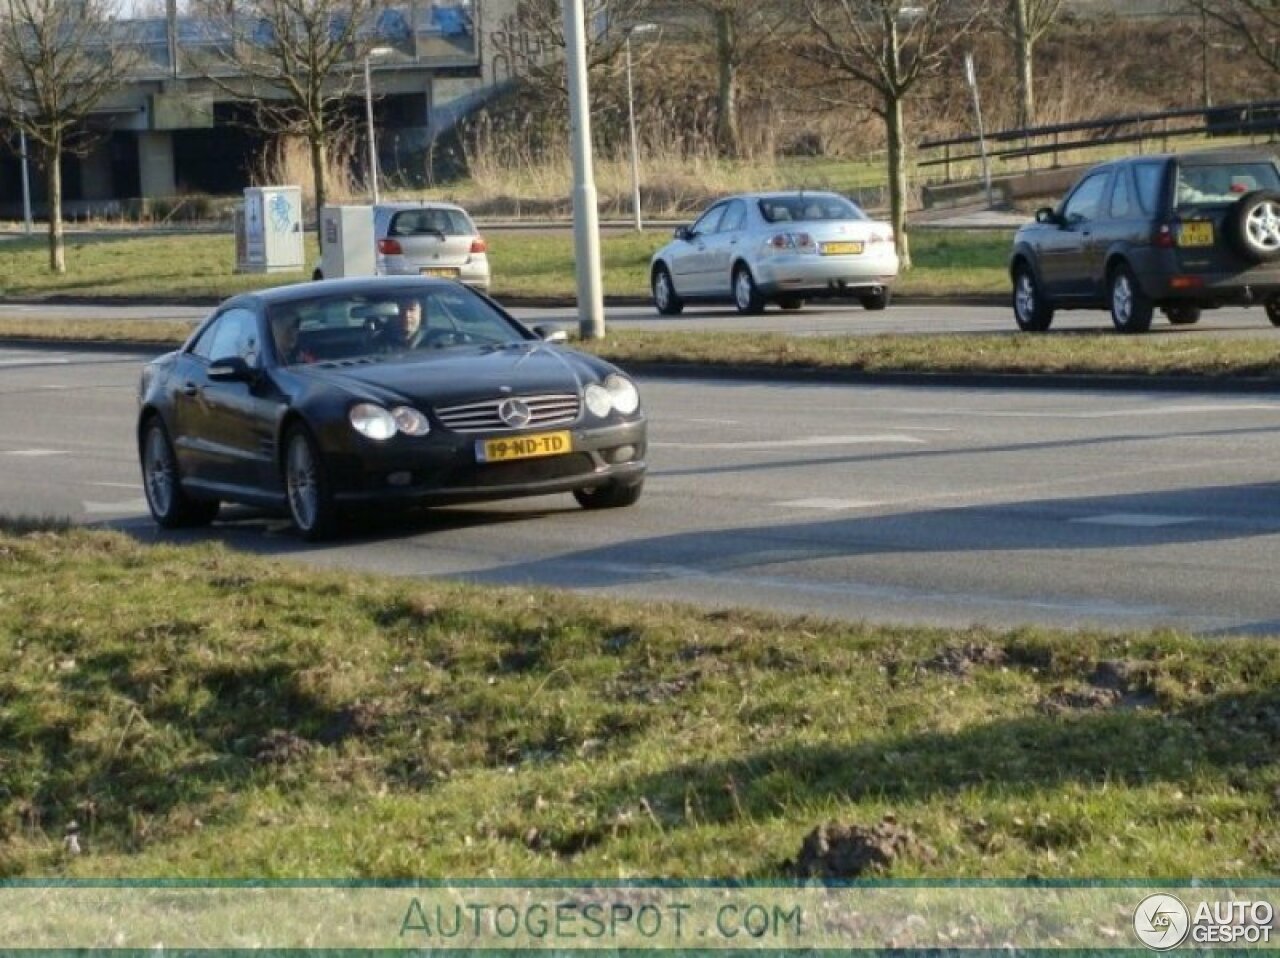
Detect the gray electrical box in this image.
<box><xmin>236</xmin><ymin>186</ymin><xmax>304</xmax><ymax>273</ymax></box>
<box><xmin>319</xmin><ymin>205</ymin><xmax>376</xmax><ymax>279</ymax></box>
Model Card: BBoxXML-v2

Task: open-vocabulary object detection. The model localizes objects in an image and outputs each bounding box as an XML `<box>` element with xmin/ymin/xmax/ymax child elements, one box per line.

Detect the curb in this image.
<box><xmin>5</xmin><ymin>337</ymin><xmax>1277</xmax><ymax>394</ymax></box>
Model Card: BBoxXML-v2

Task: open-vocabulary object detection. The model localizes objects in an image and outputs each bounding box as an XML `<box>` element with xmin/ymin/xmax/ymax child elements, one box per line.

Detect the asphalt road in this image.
<box><xmin>4</xmin><ymin>342</ymin><xmax>1280</xmax><ymax>636</ymax></box>
<box><xmin>4</xmin><ymin>299</ymin><xmax>1280</xmax><ymax>338</ymax></box>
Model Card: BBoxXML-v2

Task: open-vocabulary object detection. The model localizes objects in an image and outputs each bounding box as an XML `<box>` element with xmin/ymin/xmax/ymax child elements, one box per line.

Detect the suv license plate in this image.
<box><xmin>1179</xmin><ymin>221</ymin><xmax>1214</xmax><ymax>247</ymax></box>
<box><xmin>477</xmin><ymin>431</ymin><xmax>572</xmax><ymax>463</ymax></box>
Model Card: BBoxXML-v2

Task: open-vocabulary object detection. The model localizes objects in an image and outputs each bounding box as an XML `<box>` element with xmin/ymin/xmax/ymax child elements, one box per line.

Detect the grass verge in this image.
<box><xmin>4</xmin><ymin>318</ymin><xmax>1280</xmax><ymax>381</ymax></box>
<box><xmin>0</xmin><ymin>523</ymin><xmax>1277</xmax><ymax>878</ymax></box>
<box><xmin>0</xmin><ymin>230</ymin><xmax>1011</xmax><ymax>302</ymax></box>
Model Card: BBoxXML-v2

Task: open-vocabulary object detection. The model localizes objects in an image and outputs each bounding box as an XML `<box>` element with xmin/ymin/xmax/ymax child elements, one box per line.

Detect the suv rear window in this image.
<box><xmin>1174</xmin><ymin>162</ymin><xmax>1280</xmax><ymax>211</ymax></box>
<box><xmin>388</xmin><ymin>208</ymin><xmax>474</xmax><ymax>237</ymax></box>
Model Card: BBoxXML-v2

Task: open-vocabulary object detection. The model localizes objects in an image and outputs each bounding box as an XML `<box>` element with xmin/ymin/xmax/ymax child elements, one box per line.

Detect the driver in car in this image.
<box><xmin>372</xmin><ymin>296</ymin><xmax>424</xmax><ymax>352</ymax></box>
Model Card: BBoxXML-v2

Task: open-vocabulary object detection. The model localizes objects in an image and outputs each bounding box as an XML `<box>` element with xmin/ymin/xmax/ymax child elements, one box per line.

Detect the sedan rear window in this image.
<box><xmin>389</xmin><ymin>208</ymin><xmax>474</xmax><ymax>237</ymax></box>
<box><xmin>1175</xmin><ymin>162</ymin><xmax>1280</xmax><ymax>210</ymax></box>
<box><xmin>758</xmin><ymin>195</ymin><xmax>866</xmax><ymax>224</ymax></box>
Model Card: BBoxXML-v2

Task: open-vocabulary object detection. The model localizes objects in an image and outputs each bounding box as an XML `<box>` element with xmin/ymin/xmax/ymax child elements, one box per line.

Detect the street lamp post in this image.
<box><xmin>18</xmin><ymin>110</ymin><xmax>32</xmax><ymax>236</ymax></box>
<box><xmin>364</xmin><ymin>46</ymin><xmax>394</xmax><ymax>205</ymax></box>
<box><xmin>624</xmin><ymin>23</ymin><xmax>657</xmax><ymax>233</ymax></box>
<box><xmin>563</xmin><ymin>0</ymin><xmax>605</xmax><ymax>340</ymax></box>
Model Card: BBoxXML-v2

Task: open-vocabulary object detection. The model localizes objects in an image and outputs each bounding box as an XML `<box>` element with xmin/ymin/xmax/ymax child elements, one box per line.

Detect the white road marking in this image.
<box><xmin>1071</xmin><ymin>513</ymin><xmax>1201</xmax><ymax>528</ymax></box>
<box><xmin>888</xmin><ymin>402</ymin><xmax>1280</xmax><ymax>421</ymax></box>
<box><xmin>0</xmin><ymin>358</ymin><xmax>70</xmax><ymax>367</ymax></box>
<box><xmin>685</xmin><ymin>418</ymin><xmax>740</xmax><ymax>425</ymax></box>
<box><xmin>3</xmin><ymin>449</ymin><xmax>67</xmax><ymax>457</ymax></box>
<box><xmin>653</xmin><ymin>434</ymin><xmax>927</xmax><ymax>450</ymax></box>
<box><xmin>82</xmin><ymin>498</ymin><xmax>148</xmax><ymax>515</ymax></box>
<box><xmin>88</xmin><ymin>481</ymin><xmax>141</xmax><ymax>490</ymax></box>
<box><xmin>780</xmin><ymin>498</ymin><xmax>884</xmax><ymax>511</ymax></box>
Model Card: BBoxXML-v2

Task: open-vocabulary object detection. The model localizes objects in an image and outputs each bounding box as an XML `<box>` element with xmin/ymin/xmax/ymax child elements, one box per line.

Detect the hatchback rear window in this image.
<box><xmin>758</xmin><ymin>195</ymin><xmax>866</xmax><ymax>224</ymax></box>
<box><xmin>1174</xmin><ymin>162</ymin><xmax>1280</xmax><ymax>210</ymax></box>
<box><xmin>389</xmin><ymin>208</ymin><xmax>474</xmax><ymax>236</ymax></box>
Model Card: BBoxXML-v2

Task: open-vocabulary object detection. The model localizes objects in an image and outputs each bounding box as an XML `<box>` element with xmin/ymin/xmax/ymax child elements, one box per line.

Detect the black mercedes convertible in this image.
<box><xmin>137</xmin><ymin>277</ymin><xmax>647</xmax><ymax>540</ymax></box>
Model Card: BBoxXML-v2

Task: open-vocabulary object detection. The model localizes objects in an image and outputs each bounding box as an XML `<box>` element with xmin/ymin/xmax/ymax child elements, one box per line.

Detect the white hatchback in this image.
<box><xmin>314</xmin><ymin>202</ymin><xmax>491</xmax><ymax>293</ymax></box>
<box><xmin>650</xmin><ymin>191</ymin><xmax>899</xmax><ymax>314</ymax></box>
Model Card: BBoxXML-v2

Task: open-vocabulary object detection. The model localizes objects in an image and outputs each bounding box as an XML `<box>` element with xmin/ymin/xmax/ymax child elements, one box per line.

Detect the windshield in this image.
<box><xmin>269</xmin><ymin>285</ymin><xmax>530</xmax><ymax>366</ymax></box>
<box><xmin>1174</xmin><ymin>162</ymin><xmax>1280</xmax><ymax>210</ymax></box>
<box><xmin>758</xmin><ymin>194</ymin><xmax>867</xmax><ymax>224</ymax></box>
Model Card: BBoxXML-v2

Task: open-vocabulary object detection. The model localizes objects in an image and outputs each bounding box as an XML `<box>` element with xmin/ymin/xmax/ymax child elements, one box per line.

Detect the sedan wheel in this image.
<box><xmin>733</xmin><ymin>266</ymin><xmax>765</xmax><ymax>315</ymax></box>
<box><xmin>652</xmin><ymin>266</ymin><xmax>684</xmax><ymax>316</ymax></box>
<box><xmin>1108</xmin><ymin>264</ymin><xmax>1153</xmax><ymax>334</ymax></box>
<box><xmin>284</xmin><ymin>427</ymin><xmax>337</xmax><ymax>540</ymax></box>
<box><xmin>140</xmin><ymin>418</ymin><xmax>218</xmax><ymax>528</ymax></box>
<box><xmin>573</xmin><ymin>480</ymin><xmax>643</xmax><ymax>510</ymax></box>
<box><xmin>1266</xmin><ymin>296</ymin><xmax>1280</xmax><ymax>328</ymax></box>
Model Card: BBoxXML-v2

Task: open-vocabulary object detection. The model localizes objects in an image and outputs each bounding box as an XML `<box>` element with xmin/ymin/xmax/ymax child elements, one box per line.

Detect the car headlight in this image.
<box><xmin>349</xmin><ymin>403</ymin><xmax>397</xmax><ymax>440</ymax></box>
<box><xmin>604</xmin><ymin>374</ymin><xmax>640</xmax><ymax>415</ymax></box>
<box><xmin>584</xmin><ymin>383</ymin><xmax>613</xmax><ymax>418</ymax></box>
<box><xmin>391</xmin><ymin>406</ymin><xmax>430</xmax><ymax>437</ymax></box>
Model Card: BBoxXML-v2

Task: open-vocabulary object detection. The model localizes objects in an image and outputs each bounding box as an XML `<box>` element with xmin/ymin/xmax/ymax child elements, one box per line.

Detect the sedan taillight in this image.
<box><xmin>768</xmin><ymin>232</ymin><xmax>817</xmax><ymax>252</ymax></box>
<box><xmin>378</xmin><ymin>238</ymin><xmax>403</xmax><ymax>255</ymax></box>
<box><xmin>470</xmin><ymin>237</ymin><xmax>488</xmax><ymax>254</ymax></box>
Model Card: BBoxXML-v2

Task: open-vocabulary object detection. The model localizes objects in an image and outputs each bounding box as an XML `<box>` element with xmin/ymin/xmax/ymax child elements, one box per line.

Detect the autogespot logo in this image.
<box><xmin>1134</xmin><ymin>894</ymin><xmax>1191</xmax><ymax>950</ymax></box>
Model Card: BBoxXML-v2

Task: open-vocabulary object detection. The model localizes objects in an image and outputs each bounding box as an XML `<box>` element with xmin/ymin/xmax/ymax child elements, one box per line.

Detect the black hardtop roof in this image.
<box><xmin>224</xmin><ymin>276</ymin><xmax>460</xmax><ymax>310</ymax></box>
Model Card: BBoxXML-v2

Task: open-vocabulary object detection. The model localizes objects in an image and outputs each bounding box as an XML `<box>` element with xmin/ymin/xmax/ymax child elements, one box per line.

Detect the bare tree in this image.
<box><xmin>1182</xmin><ymin>0</ymin><xmax>1278</xmax><ymax>77</ymax></box>
<box><xmin>680</xmin><ymin>0</ymin><xmax>792</xmax><ymax>157</ymax></box>
<box><xmin>488</xmin><ymin>0</ymin><xmax>656</xmax><ymax>101</ymax></box>
<box><xmin>800</xmin><ymin>0</ymin><xmax>989</xmax><ymax>268</ymax></box>
<box><xmin>191</xmin><ymin>0</ymin><xmax>388</xmax><ymax>220</ymax></box>
<box><xmin>0</xmin><ymin>0</ymin><xmax>136</xmax><ymax>272</ymax></box>
<box><xmin>1001</xmin><ymin>0</ymin><xmax>1063</xmax><ymax>128</ymax></box>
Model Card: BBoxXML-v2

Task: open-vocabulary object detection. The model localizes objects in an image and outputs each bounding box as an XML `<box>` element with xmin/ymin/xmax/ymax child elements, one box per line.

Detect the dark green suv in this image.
<box><xmin>1009</xmin><ymin>149</ymin><xmax>1280</xmax><ymax>333</ymax></box>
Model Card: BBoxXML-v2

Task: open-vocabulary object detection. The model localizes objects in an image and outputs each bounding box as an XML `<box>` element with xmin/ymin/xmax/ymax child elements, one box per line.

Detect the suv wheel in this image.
<box><xmin>1108</xmin><ymin>264</ymin><xmax>1153</xmax><ymax>334</ymax></box>
<box><xmin>1012</xmin><ymin>264</ymin><xmax>1054</xmax><ymax>331</ymax></box>
<box><xmin>1227</xmin><ymin>191</ymin><xmax>1280</xmax><ymax>264</ymax></box>
<box><xmin>1266</xmin><ymin>296</ymin><xmax>1280</xmax><ymax>328</ymax></box>
<box><xmin>1163</xmin><ymin>305</ymin><xmax>1202</xmax><ymax>325</ymax></box>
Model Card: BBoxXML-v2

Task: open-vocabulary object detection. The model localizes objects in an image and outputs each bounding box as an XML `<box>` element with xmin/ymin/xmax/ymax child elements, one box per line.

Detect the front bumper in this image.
<box><xmin>753</xmin><ymin>250</ymin><xmax>899</xmax><ymax>298</ymax></box>
<box><xmin>326</xmin><ymin>418</ymin><xmax>647</xmax><ymax>506</ymax></box>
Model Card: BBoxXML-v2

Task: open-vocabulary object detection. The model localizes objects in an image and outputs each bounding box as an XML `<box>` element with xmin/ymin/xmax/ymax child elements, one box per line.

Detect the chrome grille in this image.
<box><xmin>435</xmin><ymin>393</ymin><xmax>581</xmax><ymax>433</ymax></box>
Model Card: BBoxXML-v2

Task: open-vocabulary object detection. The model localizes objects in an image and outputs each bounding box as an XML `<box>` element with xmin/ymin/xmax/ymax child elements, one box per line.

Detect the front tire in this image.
<box><xmin>733</xmin><ymin>265</ymin><xmax>766</xmax><ymax>315</ymax></box>
<box><xmin>1012</xmin><ymin>263</ymin><xmax>1054</xmax><ymax>331</ymax></box>
<box><xmin>1163</xmin><ymin>305</ymin><xmax>1202</xmax><ymax>325</ymax></box>
<box><xmin>283</xmin><ymin>425</ymin><xmax>339</xmax><ymax>541</ymax></box>
<box><xmin>652</xmin><ymin>265</ymin><xmax>684</xmax><ymax>316</ymax></box>
<box><xmin>1108</xmin><ymin>263</ymin><xmax>1153</xmax><ymax>334</ymax></box>
<box><xmin>574</xmin><ymin>480</ymin><xmax>643</xmax><ymax>510</ymax></box>
<box><xmin>140</xmin><ymin>417</ymin><xmax>218</xmax><ymax>529</ymax></box>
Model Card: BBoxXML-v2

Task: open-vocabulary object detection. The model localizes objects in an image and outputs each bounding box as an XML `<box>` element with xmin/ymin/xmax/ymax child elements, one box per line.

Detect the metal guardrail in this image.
<box><xmin>918</xmin><ymin>99</ymin><xmax>1280</xmax><ymax>182</ymax></box>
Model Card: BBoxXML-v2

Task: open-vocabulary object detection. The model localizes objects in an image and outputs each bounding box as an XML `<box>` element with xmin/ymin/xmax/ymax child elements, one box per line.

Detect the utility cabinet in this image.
<box><xmin>235</xmin><ymin>186</ymin><xmax>304</xmax><ymax>273</ymax></box>
<box><xmin>319</xmin><ymin>205</ymin><xmax>376</xmax><ymax>279</ymax></box>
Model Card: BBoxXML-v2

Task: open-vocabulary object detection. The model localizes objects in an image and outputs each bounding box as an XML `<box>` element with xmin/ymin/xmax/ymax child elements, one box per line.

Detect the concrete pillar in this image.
<box><xmin>138</xmin><ymin>131</ymin><xmax>176</xmax><ymax>198</ymax></box>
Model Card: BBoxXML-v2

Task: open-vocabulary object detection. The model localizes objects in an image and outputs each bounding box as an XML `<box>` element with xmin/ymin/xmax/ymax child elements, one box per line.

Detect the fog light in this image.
<box><xmin>387</xmin><ymin>471</ymin><xmax>412</xmax><ymax>487</ymax></box>
<box><xmin>610</xmin><ymin>445</ymin><xmax>637</xmax><ymax>464</ymax></box>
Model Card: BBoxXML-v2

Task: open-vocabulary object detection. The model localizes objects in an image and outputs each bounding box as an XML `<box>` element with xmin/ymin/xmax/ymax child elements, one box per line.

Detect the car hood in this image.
<box><xmin>293</xmin><ymin>343</ymin><xmax>610</xmax><ymax>408</ymax></box>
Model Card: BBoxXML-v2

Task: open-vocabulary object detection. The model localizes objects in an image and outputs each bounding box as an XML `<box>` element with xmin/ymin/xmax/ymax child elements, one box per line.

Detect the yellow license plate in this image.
<box><xmin>1179</xmin><ymin>221</ymin><xmax>1214</xmax><ymax>247</ymax></box>
<box><xmin>821</xmin><ymin>241</ymin><xmax>864</xmax><ymax>256</ymax></box>
<box><xmin>477</xmin><ymin>431</ymin><xmax>572</xmax><ymax>464</ymax></box>
<box><xmin>421</xmin><ymin>267</ymin><xmax>460</xmax><ymax>278</ymax></box>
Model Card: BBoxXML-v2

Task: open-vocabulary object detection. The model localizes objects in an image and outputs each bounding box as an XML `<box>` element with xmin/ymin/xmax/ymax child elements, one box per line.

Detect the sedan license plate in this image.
<box><xmin>1179</xmin><ymin>221</ymin><xmax>1214</xmax><ymax>247</ymax></box>
<box><xmin>420</xmin><ymin>267</ymin><xmax>461</xmax><ymax>278</ymax></box>
<box><xmin>477</xmin><ymin>431</ymin><xmax>572</xmax><ymax>464</ymax></box>
<box><xmin>821</xmin><ymin>241</ymin><xmax>864</xmax><ymax>256</ymax></box>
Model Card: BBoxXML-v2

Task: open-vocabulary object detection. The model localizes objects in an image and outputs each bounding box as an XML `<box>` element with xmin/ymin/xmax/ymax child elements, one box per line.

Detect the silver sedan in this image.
<box><xmin>650</xmin><ymin>191</ymin><xmax>900</xmax><ymax>315</ymax></box>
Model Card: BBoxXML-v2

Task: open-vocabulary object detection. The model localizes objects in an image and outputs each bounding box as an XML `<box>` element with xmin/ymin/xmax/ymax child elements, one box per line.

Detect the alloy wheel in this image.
<box><xmin>734</xmin><ymin>271</ymin><xmax>753</xmax><ymax>310</ymax></box>
<box><xmin>143</xmin><ymin>425</ymin><xmax>174</xmax><ymax>518</ymax></box>
<box><xmin>1112</xmin><ymin>273</ymin><xmax>1133</xmax><ymax>324</ymax></box>
<box><xmin>286</xmin><ymin>434</ymin><xmax>319</xmax><ymax>531</ymax></box>
<box><xmin>1014</xmin><ymin>273</ymin><xmax>1037</xmax><ymax>323</ymax></box>
<box><xmin>1246</xmin><ymin>199</ymin><xmax>1280</xmax><ymax>253</ymax></box>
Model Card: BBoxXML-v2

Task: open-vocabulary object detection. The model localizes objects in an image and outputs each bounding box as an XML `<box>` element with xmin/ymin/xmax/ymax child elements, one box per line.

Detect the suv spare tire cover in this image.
<box><xmin>1225</xmin><ymin>190</ymin><xmax>1280</xmax><ymax>264</ymax></box>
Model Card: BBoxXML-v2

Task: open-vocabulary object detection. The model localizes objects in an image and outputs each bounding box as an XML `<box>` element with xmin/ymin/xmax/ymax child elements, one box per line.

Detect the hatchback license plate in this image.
<box><xmin>421</xmin><ymin>267</ymin><xmax>461</xmax><ymax>278</ymax></box>
<box><xmin>1179</xmin><ymin>221</ymin><xmax>1214</xmax><ymax>247</ymax></box>
<box><xmin>821</xmin><ymin>241</ymin><xmax>864</xmax><ymax>256</ymax></box>
<box><xmin>477</xmin><ymin>431</ymin><xmax>572</xmax><ymax>463</ymax></box>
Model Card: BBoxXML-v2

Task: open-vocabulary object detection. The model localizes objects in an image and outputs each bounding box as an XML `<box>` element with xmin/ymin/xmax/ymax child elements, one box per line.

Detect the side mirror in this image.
<box><xmin>674</xmin><ymin>225</ymin><xmax>694</xmax><ymax>242</ymax></box>
<box><xmin>532</xmin><ymin>324</ymin><xmax>569</xmax><ymax>344</ymax></box>
<box><xmin>208</xmin><ymin>356</ymin><xmax>257</xmax><ymax>382</ymax></box>
<box><xmin>1035</xmin><ymin>207</ymin><xmax>1060</xmax><ymax>226</ymax></box>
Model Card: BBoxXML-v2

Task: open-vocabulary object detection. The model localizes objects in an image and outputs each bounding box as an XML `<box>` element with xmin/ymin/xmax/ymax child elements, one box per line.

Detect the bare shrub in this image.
<box><xmin>251</xmin><ymin>135</ymin><xmax>362</xmax><ymax>218</ymax></box>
